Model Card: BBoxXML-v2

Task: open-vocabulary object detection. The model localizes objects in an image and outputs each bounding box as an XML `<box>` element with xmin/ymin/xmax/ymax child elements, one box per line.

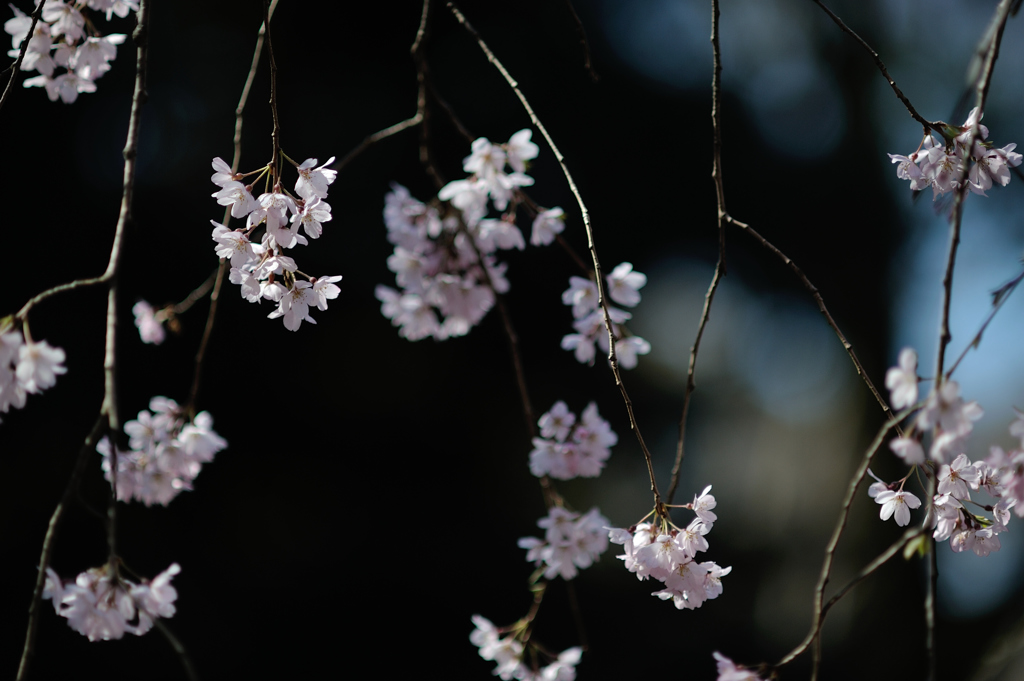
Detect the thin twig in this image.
<box><xmin>812</xmin><ymin>0</ymin><xmax>946</xmax><ymax>135</ymax></box>
<box><xmin>727</xmin><ymin>216</ymin><xmax>899</xmax><ymax>430</ymax></box>
<box><xmin>16</xmin><ymin>416</ymin><xmax>107</xmax><ymax>681</ymax></box>
<box><xmin>264</xmin><ymin>0</ymin><xmax>281</xmax><ymax>180</ymax></box>
<box><xmin>154</xmin><ymin>620</ymin><xmax>201</xmax><ymax>681</ymax></box>
<box><xmin>172</xmin><ymin>267</ymin><xmax>219</xmax><ymax>315</ymax></box>
<box><xmin>187</xmin><ymin>0</ymin><xmax>279</xmax><ymax>416</ymax></box>
<box><xmin>666</xmin><ymin>0</ymin><xmax>728</xmax><ymax>505</ymax></box>
<box><xmin>945</xmin><ymin>269</ymin><xmax>1024</xmax><ymax>378</ymax></box>
<box><xmin>562</xmin><ymin>0</ymin><xmax>599</xmax><ymax>82</ymax></box>
<box><xmin>937</xmin><ymin>0</ymin><xmax>1014</xmax><ymax>384</ymax></box>
<box><xmin>427</xmin><ymin>81</ymin><xmax>475</xmax><ymax>143</ymax></box>
<box><xmin>446</xmin><ymin>1</ymin><xmax>663</xmax><ymax>507</ymax></box>
<box><xmin>413</xmin><ymin>0</ymin><xmax>446</xmax><ymax>190</ymax></box>
<box><xmin>773</xmin><ymin>411</ymin><xmax>905</xmax><ymax>673</ymax></box>
<box><xmin>335</xmin><ymin>114</ymin><xmax>423</xmax><ymax>173</ymax></box>
<box><xmin>0</xmin><ymin>0</ymin><xmax>45</xmax><ymax>113</ymax></box>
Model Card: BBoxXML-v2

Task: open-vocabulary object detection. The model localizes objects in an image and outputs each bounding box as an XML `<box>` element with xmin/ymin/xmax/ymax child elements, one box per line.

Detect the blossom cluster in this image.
<box><xmin>0</xmin><ymin>327</ymin><xmax>66</xmax><ymax>423</ymax></box>
<box><xmin>869</xmin><ymin>347</ymin><xmax>1024</xmax><ymax>556</ymax></box>
<box><xmin>608</xmin><ymin>486</ymin><xmax>731</xmax><ymax>610</ymax></box>
<box><xmin>376</xmin><ymin>129</ymin><xmax>565</xmax><ymax>340</ymax></box>
<box><xmin>518</xmin><ymin>507</ymin><xmax>610</xmax><ymax>580</ymax></box>
<box><xmin>209</xmin><ymin>156</ymin><xmax>342</xmax><ymax>331</ymax></box>
<box><xmin>43</xmin><ymin>562</ymin><xmax>179</xmax><ymax>641</ymax></box>
<box><xmin>5</xmin><ymin>0</ymin><xmax>136</xmax><ymax>103</ymax></box>
<box><xmin>888</xmin><ymin>107</ymin><xmax>1022</xmax><ymax>199</ymax></box>
<box><xmin>98</xmin><ymin>396</ymin><xmax>226</xmax><ymax>506</ymax></box>
<box><xmin>470</xmin><ymin>615</ymin><xmax>582</xmax><ymax>681</ymax></box>
<box><xmin>561</xmin><ymin>263</ymin><xmax>650</xmax><ymax>369</ymax></box>
<box><xmin>528</xmin><ymin>401</ymin><xmax>617</xmax><ymax>479</ymax></box>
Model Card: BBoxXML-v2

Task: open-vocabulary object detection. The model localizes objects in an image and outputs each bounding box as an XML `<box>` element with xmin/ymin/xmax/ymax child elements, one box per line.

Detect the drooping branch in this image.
<box><xmin>666</xmin><ymin>0</ymin><xmax>728</xmax><ymax>505</ymax></box>
<box><xmin>446</xmin><ymin>1</ymin><xmax>663</xmax><ymax>507</ymax></box>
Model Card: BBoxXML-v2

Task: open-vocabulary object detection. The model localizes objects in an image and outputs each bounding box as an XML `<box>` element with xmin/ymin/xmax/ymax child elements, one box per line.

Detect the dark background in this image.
<box><xmin>3</xmin><ymin>1</ymin><xmax>1024</xmax><ymax>679</ymax></box>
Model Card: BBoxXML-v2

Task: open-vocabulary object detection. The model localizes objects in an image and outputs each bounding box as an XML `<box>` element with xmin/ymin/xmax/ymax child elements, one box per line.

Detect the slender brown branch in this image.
<box><xmin>773</xmin><ymin>411</ymin><xmax>905</xmax><ymax>672</ymax></box>
<box><xmin>426</xmin><ymin>81</ymin><xmax>475</xmax><ymax>143</ymax></box>
<box><xmin>335</xmin><ymin>114</ymin><xmax>423</xmax><ymax>173</ymax></box>
<box><xmin>446</xmin><ymin>1</ymin><xmax>662</xmax><ymax>507</ymax></box>
<box><xmin>16</xmin><ymin>416</ymin><xmax>106</xmax><ymax>681</ymax></box>
<box><xmin>562</xmin><ymin>0</ymin><xmax>599</xmax><ymax>82</ymax></box>
<box><xmin>264</xmin><ymin>0</ymin><xmax>281</xmax><ymax>179</ymax></box>
<box><xmin>727</xmin><ymin>216</ymin><xmax>899</xmax><ymax>430</ymax></box>
<box><xmin>812</xmin><ymin>0</ymin><xmax>945</xmax><ymax>135</ymax></box>
<box><xmin>945</xmin><ymin>269</ymin><xmax>1024</xmax><ymax>378</ymax></box>
<box><xmin>666</xmin><ymin>0</ymin><xmax>728</xmax><ymax>505</ymax></box>
<box><xmin>154</xmin><ymin>619</ymin><xmax>201</xmax><ymax>681</ymax></box>
<box><xmin>172</xmin><ymin>267</ymin><xmax>219</xmax><ymax>315</ymax></box>
<box><xmin>187</xmin><ymin>0</ymin><xmax>278</xmax><ymax>415</ymax></box>
<box><xmin>0</xmin><ymin>0</ymin><xmax>45</xmax><ymax>113</ymax></box>
<box><xmin>411</xmin><ymin>0</ymin><xmax>447</xmax><ymax>189</ymax></box>
<box><xmin>938</xmin><ymin>0</ymin><xmax>1014</xmax><ymax>384</ymax></box>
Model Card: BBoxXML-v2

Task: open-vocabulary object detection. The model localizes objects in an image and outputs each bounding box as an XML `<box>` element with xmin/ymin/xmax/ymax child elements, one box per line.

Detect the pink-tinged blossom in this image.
<box><xmin>606</xmin><ymin>262</ymin><xmax>647</xmax><ymax>307</ymax></box>
<box><xmin>71</xmin><ymin>34</ymin><xmax>125</xmax><ymax>80</ymax></box>
<box><xmin>520</xmin><ymin>507</ymin><xmax>610</xmax><ymax>580</ymax></box>
<box><xmin>210</xmin><ymin>157</ymin><xmax>235</xmax><ymax>187</ymax></box>
<box><xmin>43</xmin><ymin>562</ymin><xmax>180</xmax><ymax>641</ymax></box>
<box><xmin>294</xmin><ymin>157</ymin><xmax>337</xmax><ymax>200</ymax></box>
<box><xmin>505</xmin><ymin>129</ymin><xmax>539</xmax><ymax>173</ymax></box>
<box><xmin>539</xmin><ymin>401</ymin><xmax>575</xmax><ymax>441</ymax></box>
<box><xmin>132</xmin><ymin>300</ymin><xmax>165</xmax><ymax>345</ymax></box>
<box><xmin>562</xmin><ymin>276</ymin><xmax>598</xmax><ymax>319</ymax></box>
<box><xmin>938</xmin><ymin>453</ymin><xmax>980</xmax><ymax>500</ymax></box>
<box><xmin>268</xmin><ymin>281</ymin><xmax>318</xmax><ymax>331</ymax></box>
<box><xmin>615</xmin><ymin>336</ymin><xmax>651</xmax><ymax>370</ymax></box>
<box><xmin>291</xmin><ymin>196</ymin><xmax>332</xmax><ymax>239</ymax></box>
<box><xmin>693</xmin><ymin>485</ymin><xmax>718</xmax><ymax>527</ymax></box>
<box><xmin>311</xmin><ymin>276</ymin><xmax>342</xmax><ymax>311</ymax></box>
<box><xmin>885</xmin><ymin>347</ymin><xmax>918</xmax><ymax>410</ymax></box>
<box><xmin>16</xmin><ymin>340</ymin><xmax>66</xmax><ymax>393</ymax></box>
<box><xmin>875</xmin><ymin>489</ymin><xmax>921</xmax><ymax>526</ymax></box>
<box><xmin>713</xmin><ymin>653</ymin><xmax>764</xmax><ymax>681</ymax></box>
<box><xmin>213</xmin><ymin>181</ymin><xmax>259</xmax><ymax>219</ymax></box>
<box><xmin>530</xmin><ymin>207</ymin><xmax>565</xmax><ymax>246</ymax></box>
<box><xmin>889</xmin><ymin>436</ymin><xmax>925</xmax><ymax>466</ymax></box>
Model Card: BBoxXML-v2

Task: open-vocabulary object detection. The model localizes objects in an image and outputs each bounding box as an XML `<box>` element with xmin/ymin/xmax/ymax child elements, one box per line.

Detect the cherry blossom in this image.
<box><xmin>43</xmin><ymin>562</ymin><xmax>180</xmax><ymax>641</ymax></box>
<box><xmin>874</xmin><ymin>489</ymin><xmax>921</xmax><ymax>527</ymax></box>
<box><xmin>132</xmin><ymin>300</ymin><xmax>166</xmax><ymax>345</ymax></box>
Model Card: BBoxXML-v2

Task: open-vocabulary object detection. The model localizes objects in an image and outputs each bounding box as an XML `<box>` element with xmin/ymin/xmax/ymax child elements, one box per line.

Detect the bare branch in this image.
<box><xmin>667</xmin><ymin>0</ymin><xmax>728</xmax><ymax>505</ymax></box>
<box><xmin>0</xmin><ymin>0</ymin><xmax>45</xmax><ymax>113</ymax></box>
<box><xmin>446</xmin><ymin>1</ymin><xmax>663</xmax><ymax>507</ymax></box>
<box><xmin>812</xmin><ymin>0</ymin><xmax>946</xmax><ymax>135</ymax></box>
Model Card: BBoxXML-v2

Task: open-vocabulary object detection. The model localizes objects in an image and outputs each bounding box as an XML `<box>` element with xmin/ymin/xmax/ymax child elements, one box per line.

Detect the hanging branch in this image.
<box><xmin>666</xmin><ymin>0</ymin><xmax>728</xmax><ymax>505</ymax></box>
<box><xmin>0</xmin><ymin>0</ymin><xmax>45</xmax><ymax>112</ymax></box>
<box><xmin>812</xmin><ymin>0</ymin><xmax>947</xmax><ymax>136</ymax></box>
<box><xmin>188</xmin><ymin>0</ymin><xmax>280</xmax><ymax>415</ymax></box>
<box><xmin>446</xmin><ymin>1</ymin><xmax>664</xmax><ymax>509</ymax></box>
<box><xmin>16</xmin><ymin>1</ymin><xmax>152</xmax><ymax>676</ymax></box>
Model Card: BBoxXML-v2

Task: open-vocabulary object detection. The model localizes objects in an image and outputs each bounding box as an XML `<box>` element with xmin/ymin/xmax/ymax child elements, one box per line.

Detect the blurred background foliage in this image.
<box><xmin>3</xmin><ymin>0</ymin><xmax>1024</xmax><ymax>678</ymax></box>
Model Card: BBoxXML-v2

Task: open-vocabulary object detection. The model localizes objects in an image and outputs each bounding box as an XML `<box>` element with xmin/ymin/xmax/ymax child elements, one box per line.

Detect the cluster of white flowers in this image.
<box><xmin>4</xmin><ymin>0</ymin><xmax>136</xmax><ymax>103</ymax></box>
<box><xmin>518</xmin><ymin>507</ymin><xmax>610</xmax><ymax>581</ymax></box>
<box><xmin>528</xmin><ymin>401</ymin><xmax>617</xmax><ymax>479</ymax></box>
<box><xmin>43</xmin><ymin>562</ymin><xmax>179</xmax><ymax>641</ymax></box>
<box><xmin>888</xmin><ymin>107</ymin><xmax>1022</xmax><ymax>199</ymax></box>
<box><xmin>470</xmin><ymin>615</ymin><xmax>582</xmax><ymax>681</ymax></box>
<box><xmin>0</xmin><ymin>328</ymin><xmax>66</xmax><ymax>423</ymax></box>
<box><xmin>870</xmin><ymin>347</ymin><xmax>1024</xmax><ymax>556</ymax></box>
<box><xmin>98</xmin><ymin>396</ymin><xmax>226</xmax><ymax>506</ymax></box>
<box><xmin>561</xmin><ymin>263</ymin><xmax>650</xmax><ymax>369</ymax></box>
<box><xmin>608</xmin><ymin>486</ymin><xmax>731</xmax><ymax>610</ymax></box>
<box><xmin>209</xmin><ymin>157</ymin><xmax>342</xmax><ymax>331</ymax></box>
<box><xmin>376</xmin><ymin>129</ymin><xmax>565</xmax><ymax>341</ymax></box>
